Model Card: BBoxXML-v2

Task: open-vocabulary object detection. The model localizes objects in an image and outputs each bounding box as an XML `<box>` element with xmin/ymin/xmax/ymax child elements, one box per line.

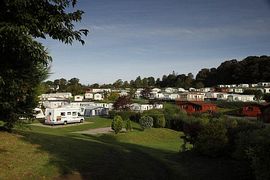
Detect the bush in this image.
<box><xmin>182</xmin><ymin>118</ymin><xmax>203</xmax><ymax>145</ymax></box>
<box><xmin>233</xmin><ymin>131</ymin><xmax>253</xmax><ymax>160</ymax></box>
<box><xmin>129</xmin><ymin>112</ymin><xmax>141</xmax><ymax>122</ymax></box>
<box><xmin>163</xmin><ymin>103</ymin><xmax>188</xmax><ymax>130</ymax></box>
<box><xmin>226</xmin><ymin>120</ymin><xmax>263</xmax><ymax>152</ymax></box>
<box><xmin>143</xmin><ymin>109</ymin><xmax>165</xmax><ymax>128</ymax></box>
<box><xmin>139</xmin><ymin>116</ymin><xmax>153</xmax><ymax>130</ymax></box>
<box><xmin>194</xmin><ymin>122</ymin><xmax>228</xmax><ymax>157</ymax></box>
<box><xmin>234</xmin><ymin>127</ymin><xmax>270</xmax><ymax>180</ymax></box>
<box><xmin>109</xmin><ymin>110</ymin><xmax>116</xmax><ymax>119</ymax></box>
<box><xmin>125</xmin><ymin>119</ymin><xmax>132</xmax><ymax>131</ymax></box>
<box><xmin>109</xmin><ymin>110</ymin><xmax>141</xmax><ymax>122</ymax></box>
<box><xmin>246</xmin><ymin>128</ymin><xmax>270</xmax><ymax>180</ymax></box>
<box><xmin>111</xmin><ymin>115</ymin><xmax>123</xmax><ymax>134</ymax></box>
<box><xmin>153</xmin><ymin>114</ymin><xmax>166</xmax><ymax>128</ymax></box>
<box><xmin>209</xmin><ymin>111</ymin><xmax>223</xmax><ymax>119</ymax></box>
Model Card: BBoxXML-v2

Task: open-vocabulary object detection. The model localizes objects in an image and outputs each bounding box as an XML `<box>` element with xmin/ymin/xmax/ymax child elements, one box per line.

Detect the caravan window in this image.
<box><xmin>67</xmin><ymin>112</ymin><xmax>71</xmax><ymax>115</ymax></box>
<box><xmin>72</xmin><ymin>112</ymin><xmax>77</xmax><ymax>116</ymax></box>
<box><xmin>61</xmin><ymin>112</ymin><xmax>65</xmax><ymax>116</ymax></box>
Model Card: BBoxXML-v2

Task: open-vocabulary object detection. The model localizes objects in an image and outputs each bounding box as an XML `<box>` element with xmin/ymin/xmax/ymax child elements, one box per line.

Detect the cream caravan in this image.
<box><xmin>45</xmin><ymin>107</ymin><xmax>84</xmax><ymax>125</ymax></box>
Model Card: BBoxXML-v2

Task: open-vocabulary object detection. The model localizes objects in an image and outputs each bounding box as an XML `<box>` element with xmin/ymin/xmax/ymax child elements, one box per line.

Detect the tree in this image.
<box><xmin>243</xmin><ymin>89</ymin><xmax>263</xmax><ymax>101</ymax></box>
<box><xmin>141</xmin><ymin>87</ymin><xmax>151</xmax><ymax>99</ymax></box>
<box><xmin>194</xmin><ymin>81</ymin><xmax>204</xmax><ymax>89</ymax></box>
<box><xmin>135</xmin><ymin>76</ymin><xmax>142</xmax><ymax>88</ymax></box>
<box><xmin>128</xmin><ymin>88</ymin><xmax>136</xmax><ymax>99</ymax></box>
<box><xmin>111</xmin><ymin>115</ymin><xmax>123</xmax><ymax>134</ymax></box>
<box><xmin>147</xmin><ymin>77</ymin><xmax>155</xmax><ymax>87</ymax></box>
<box><xmin>113</xmin><ymin>79</ymin><xmax>123</xmax><ymax>89</ymax></box>
<box><xmin>129</xmin><ymin>80</ymin><xmax>135</xmax><ymax>88</ymax></box>
<box><xmin>155</xmin><ymin>78</ymin><xmax>161</xmax><ymax>87</ymax></box>
<box><xmin>196</xmin><ymin>56</ymin><xmax>270</xmax><ymax>86</ymax></box>
<box><xmin>107</xmin><ymin>92</ymin><xmax>120</xmax><ymax>101</ymax></box>
<box><xmin>59</xmin><ymin>78</ymin><xmax>68</xmax><ymax>92</ymax></box>
<box><xmin>113</xmin><ymin>96</ymin><xmax>131</xmax><ymax>111</ymax></box>
<box><xmin>90</xmin><ymin>83</ymin><xmax>100</xmax><ymax>88</ymax></box>
<box><xmin>122</xmin><ymin>81</ymin><xmax>130</xmax><ymax>88</ymax></box>
<box><xmin>67</xmin><ymin>78</ymin><xmax>83</xmax><ymax>96</ymax></box>
<box><xmin>0</xmin><ymin>0</ymin><xmax>88</xmax><ymax>130</ymax></box>
<box><xmin>141</xmin><ymin>78</ymin><xmax>148</xmax><ymax>88</ymax></box>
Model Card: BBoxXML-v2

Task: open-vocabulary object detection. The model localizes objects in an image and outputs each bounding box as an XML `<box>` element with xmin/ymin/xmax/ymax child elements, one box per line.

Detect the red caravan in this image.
<box><xmin>176</xmin><ymin>101</ymin><xmax>217</xmax><ymax>114</ymax></box>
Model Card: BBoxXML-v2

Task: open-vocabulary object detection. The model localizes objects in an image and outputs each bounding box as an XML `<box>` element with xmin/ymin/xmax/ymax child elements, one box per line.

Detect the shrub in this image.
<box><xmin>246</xmin><ymin>128</ymin><xmax>270</xmax><ymax>180</ymax></box>
<box><xmin>139</xmin><ymin>116</ymin><xmax>153</xmax><ymax>130</ymax></box>
<box><xmin>163</xmin><ymin>103</ymin><xmax>188</xmax><ymax>130</ymax></box>
<box><xmin>153</xmin><ymin>114</ymin><xmax>166</xmax><ymax>128</ymax></box>
<box><xmin>125</xmin><ymin>119</ymin><xmax>132</xmax><ymax>131</ymax></box>
<box><xmin>233</xmin><ymin>131</ymin><xmax>253</xmax><ymax>160</ymax></box>
<box><xmin>233</xmin><ymin>127</ymin><xmax>270</xmax><ymax>180</ymax></box>
<box><xmin>192</xmin><ymin>112</ymin><xmax>203</xmax><ymax>118</ymax></box>
<box><xmin>143</xmin><ymin>109</ymin><xmax>165</xmax><ymax>128</ymax></box>
<box><xmin>209</xmin><ymin>111</ymin><xmax>223</xmax><ymax>119</ymax></box>
<box><xmin>116</xmin><ymin>111</ymin><xmax>132</xmax><ymax>121</ymax></box>
<box><xmin>111</xmin><ymin>115</ymin><xmax>123</xmax><ymax>134</ymax></box>
<box><xmin>182</xmin><ymin>118</ymin><xmax>203</xmax><ymax>145</ymax></box>
<box><xmin>129</xmin><ymin>112</ymin><xmax>141</xmax><ymax>122</ymax></box>
<box><xmin>109</xmin><ymin>110</ymin><xmax>141</xmax><ymax>122</ymax></box>
<box><xmin>226</xmin><ymin>120</ymin><xmax>263</xmax><ymax>152</ymax></box>
<box><xmin>194</xmin><ymin>122</ymin><xmax>228</xmax><ymax>157</ymax></box>
<box><xmin>109</xmin><ymin>110</ymin><xmax>116</xmax><ymax>119</ymax></box>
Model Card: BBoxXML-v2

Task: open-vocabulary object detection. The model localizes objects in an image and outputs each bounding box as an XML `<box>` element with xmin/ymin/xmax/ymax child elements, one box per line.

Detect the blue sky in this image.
<box><xmin>42</xmin><ymin>0</ymin><xmax>270</xmax><ymax>85</ymax></box>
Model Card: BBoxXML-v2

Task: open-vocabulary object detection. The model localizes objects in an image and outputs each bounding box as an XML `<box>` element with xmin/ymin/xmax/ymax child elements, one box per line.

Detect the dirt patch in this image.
<box><xmin>73</xmin><ymin>127</ymin><xmax>126</xmax><ymax>135</ymax></box>
<box><xmin>30</xmin><ymin>122</ymin><xmax>93</xmax><ymax>128</ymax></box>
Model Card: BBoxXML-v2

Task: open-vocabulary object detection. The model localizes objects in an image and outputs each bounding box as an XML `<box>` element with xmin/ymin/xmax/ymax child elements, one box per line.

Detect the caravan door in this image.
<box><xmin>72</xmin><ymin>111</ymin><xmax>79</xmax><ymax>123</ymax></box>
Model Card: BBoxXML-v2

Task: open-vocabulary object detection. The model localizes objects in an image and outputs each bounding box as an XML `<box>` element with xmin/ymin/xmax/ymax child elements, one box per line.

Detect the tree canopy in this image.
<box><xmin>196</xmin><ymin>56</ymin><xmax>270</xmax><ymax>86</ymax></box>
<box><xmin>0</xmin><ymin>0</ymin><xmax>88</xmax><ymax>130</ymax></box>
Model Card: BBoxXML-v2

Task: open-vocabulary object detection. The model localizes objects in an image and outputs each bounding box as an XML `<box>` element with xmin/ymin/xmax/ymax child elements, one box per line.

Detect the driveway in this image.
<box><xmin>74</xmin><ymin>127</ymin><xmax>126</xmax><ymax>135</ymax></box>
<box><xmin>30</xmin><ymin>122</ymin><xmax>93</xmax><ymax>128</ymax></box>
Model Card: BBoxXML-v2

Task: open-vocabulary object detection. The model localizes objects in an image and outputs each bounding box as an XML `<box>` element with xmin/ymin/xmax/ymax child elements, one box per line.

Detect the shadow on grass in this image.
<box><xmin>19</xmin><ymin>131</ymin><xmax>171</xmax><ymax>180</ymax></box>
<box><xmin>82</xmin><ymin>134</ymin><xmax>253</xmax><ymax>180</ymax></box>
<box><xmin>18</xmin><ymin>130</ymin><xmax>253</xmax><ymax>180</ymax></box>
<box><xmin>167</xmin><ymin>151</ymin><xmax>253</xmax><ymax>180</ymax></box>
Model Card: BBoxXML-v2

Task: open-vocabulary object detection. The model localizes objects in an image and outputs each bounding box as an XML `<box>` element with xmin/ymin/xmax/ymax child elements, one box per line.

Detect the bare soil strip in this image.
<box><xmin>74</xmin><ymin>127</ymin><xmax>126</xmax><ymax>135</ymax></box>
<box><xmin>30</xmin><ymin>122</ymin><xmax>93</xmax><ymax>128</ymax></box>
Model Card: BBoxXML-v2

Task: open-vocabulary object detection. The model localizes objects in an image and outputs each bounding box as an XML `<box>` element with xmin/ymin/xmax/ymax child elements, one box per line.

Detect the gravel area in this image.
<box><xmin>30</xmin><ymin>121</ymin><xmax>93</xmax><ymax>128</ymax></box>
<box><xmin>74</xmin><ymin>127</ymin><xmax>126</xmax><ymax>135</ymax></box>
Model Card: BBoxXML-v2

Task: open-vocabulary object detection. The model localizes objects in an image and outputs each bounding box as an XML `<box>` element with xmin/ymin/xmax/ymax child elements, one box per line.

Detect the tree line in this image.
<box><xmin>110</xmin><ymin>55</ymin><xmax>270</xmax><ymax>89</ymax></box>
<box><xmin>44</xmin><ymin>55</ymin><xmax>270</xmax><ymax>96</ymax></box>
<box><xmin>196</xmin><ymin>55</ymin><xmax>270</xmax><ymax>86</ymax></box>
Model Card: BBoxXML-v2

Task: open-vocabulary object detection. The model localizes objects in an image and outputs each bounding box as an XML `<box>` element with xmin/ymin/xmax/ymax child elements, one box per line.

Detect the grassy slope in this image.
<box><xmin>0</xmin><ymin>117</ymin><xmax>251</xmax><ymax>180</ymax></box>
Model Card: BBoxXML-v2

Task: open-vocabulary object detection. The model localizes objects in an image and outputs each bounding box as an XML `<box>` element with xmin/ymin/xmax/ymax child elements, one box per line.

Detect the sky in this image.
<box><xmin>41</xmin><ymin>0</ymin><xmax>270</xmax><ymax>85</ymax></box>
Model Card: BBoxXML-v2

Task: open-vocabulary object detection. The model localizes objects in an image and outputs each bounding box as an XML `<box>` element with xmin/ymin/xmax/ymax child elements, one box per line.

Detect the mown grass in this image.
<box><xmin>0</xmin><ymin>117</ymin><xmax>251</xmax><ymax>180</ymax></box>
<box><xmin>24</xmin><ymin>117</ymin><xmax>112</xmax><ymax>136</ymax></box>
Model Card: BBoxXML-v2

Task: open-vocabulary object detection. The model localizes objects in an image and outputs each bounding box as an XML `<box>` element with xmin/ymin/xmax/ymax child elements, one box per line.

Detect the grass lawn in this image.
<box><xmin>0</xmin><ymin>117</ymin><xmax>251</xmax><ymax>180</ymax></box>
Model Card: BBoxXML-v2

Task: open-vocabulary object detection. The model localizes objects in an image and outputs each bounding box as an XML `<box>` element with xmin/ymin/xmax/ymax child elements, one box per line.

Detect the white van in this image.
<box><xmin>45</xmin><ymin>107</ymin><xmax>84</xmax><ymax>125</ymax></box>
<box><xmin>33</xmin><ymin>108</ymin><xmax>45</xmax><ymax>119</ymax></box>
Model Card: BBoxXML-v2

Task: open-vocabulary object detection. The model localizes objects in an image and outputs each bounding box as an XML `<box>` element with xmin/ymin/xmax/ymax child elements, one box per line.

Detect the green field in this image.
<box><xmin>0</xmin><ymin>117</ymin><xmax>250</xmax><ymax>180</ymax></box>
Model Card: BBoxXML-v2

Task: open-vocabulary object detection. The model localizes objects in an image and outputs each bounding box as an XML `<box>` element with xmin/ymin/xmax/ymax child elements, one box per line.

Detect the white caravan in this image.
<box><xmin>45</xmin><ymin>107</ymin><xmax>84</xmax><ymax>125</ymax></box>
<box><xmin>33</xmin><ymin>108</ymin><xmax>45</xmax><ymax>119</ymax></box>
